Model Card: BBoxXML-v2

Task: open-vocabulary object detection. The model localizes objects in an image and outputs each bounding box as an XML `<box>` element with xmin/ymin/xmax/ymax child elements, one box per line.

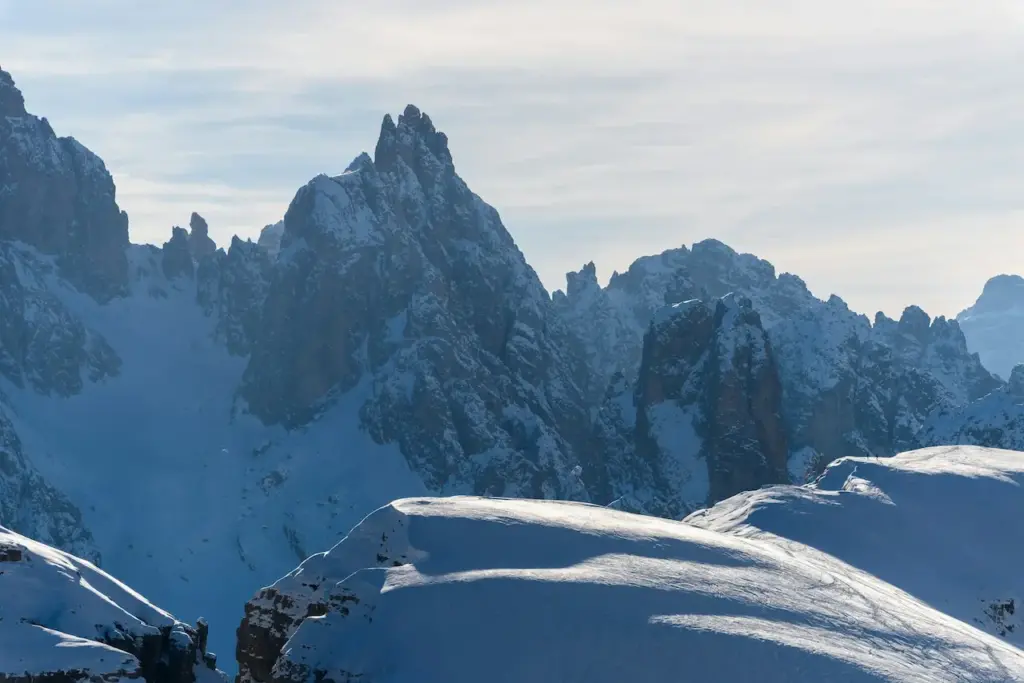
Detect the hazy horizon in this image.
<box><xmin>3</xmin><ymin>0</ymin><xmax>1023</xmax><ymax>318</ymax></box>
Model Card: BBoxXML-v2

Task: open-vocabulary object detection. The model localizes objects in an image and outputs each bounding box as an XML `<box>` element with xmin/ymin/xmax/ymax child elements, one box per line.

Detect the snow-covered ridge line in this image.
<box><xmin>0</xmin><ymin>524</ymin><xmax>225</xmax><ymax>682</ymax></box>
<box><xmin>688</xmin><ymin>445</ymin><xmax>1024</xmax><ymax>647</ymax></box>
<box><xmin>237</xmin><ymin>459</ymin><xmax>1024</xmax><ymax>682</ymax></box>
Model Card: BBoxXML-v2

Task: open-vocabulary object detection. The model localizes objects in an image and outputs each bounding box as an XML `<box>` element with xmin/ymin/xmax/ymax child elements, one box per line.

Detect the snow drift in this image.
<box><xmin>0</xmin><ymin>524</ymin><xmax>225</xmax><ymax>682</ymax></box>
<box><xmin>238</xmin><ymin>450</ymin><xmax>1024</xmax><ymax>682</ymax></box>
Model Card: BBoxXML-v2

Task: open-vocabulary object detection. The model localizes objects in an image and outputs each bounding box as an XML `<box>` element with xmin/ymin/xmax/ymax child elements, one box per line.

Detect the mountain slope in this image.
<box><xmin>0</xmin><ymin>524</ymin><xmax>224</xmax><ymax>682</ymax></box>
<box><xmin>688</xmin><ymin>445</ymin><xmax>1024</xmax><ymax>646</ymax></box>
<box><xmin>236</xmin><ymin>494</ymin><xmax>1024</xmax><ymax>683</ymax></box>
<box><xmin>559</xmin><ymin>244</ymin><xmax>1000</xmax><ymax>485</ymax></box>
<box><xmin>918</xmin><ymin>365</ymin><xmax>1024</xmax><ymax>450</ymax></box>
<box><xmin>958</xmin><ymin>274</ymin><xmax>1024</xmax><ymax>380</ymax></box>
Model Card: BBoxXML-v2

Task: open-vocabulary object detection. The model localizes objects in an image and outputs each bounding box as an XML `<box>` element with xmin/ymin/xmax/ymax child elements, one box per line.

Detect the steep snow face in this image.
<box><xmin>0</xmin><ymin>524</ymin><xmax>225</xmax><ymax>681</ymax></box>
<box><xmin>688</xmin><ymin>445</ymin><xmax>1024</xmax><ymax>646</ymax></box>
<box><xmin>919</xmin><ymin>365</ymin><xmax>1024</xmax><ymax>450</ymax></box>
<box><xmin>0</xmin><ymin>398</ymin><xmax>97</xmax><ymax>562</ymax></box>
<box><xmin>237</xmin><ymin>496</ymin><xmax>1024</xmax><ymax>683</ymax></box>
<box><xmin>0</xmin><ymin>68</ymin><xmax>129</xmax><ymax>301</ymax></box>
<box><xmin>240</xmin><ymin>106</ymin><xmax>592</xmax><ymax>502</ymax></box>
<box><xmin>959</xmin><ymin>274</ymin><xmax>1024</xmax><ymax>380</ymax></box>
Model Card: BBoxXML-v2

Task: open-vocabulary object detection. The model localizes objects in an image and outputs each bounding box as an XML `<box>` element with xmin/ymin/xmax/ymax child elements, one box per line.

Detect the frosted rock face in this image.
<box><xmin>239</xmin><ymin>106</ymin><xmax>591</xmax><ymax>501</ymax></box>
<box><xmin>196</xmin><ymin>235</ymin><xmax>273</xmax><ymax>356</ymax></box>
<box><xmin>0</xmin><ymin>68</ymin><xmax>129</xmax><ymax>301</ymax></box>
<box><xmin>558</xmin><ymin>242</ymin><xmax>1001</xmax><ymax>481</ymax></box>
<box><xmin>627</xmin><ymin>295</ymin><xmax>788</xmax><ymax>514</ymax></box>
<box><xmin>958</xmin><ymin>273</ymin><xmax>1024</xmax><ymax>380</ymax></box>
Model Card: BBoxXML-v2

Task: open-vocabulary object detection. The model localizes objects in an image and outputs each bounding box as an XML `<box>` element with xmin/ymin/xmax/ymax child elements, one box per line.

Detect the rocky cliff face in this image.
<box><xmin>0</xmin><ymin>68</ymin><xmax>129</xmax><ymax>301</ymax></box>
<box><xmin>557</xmin><ymin>241</ymin><xmax>1001</xmax><ymax>484</ymax></box>
<box><xmin>238</xmin><ymin>106</ymin><xmax>591</xmax><ymax>501</ymax></box>
<box><xmin>0</xmin><ymin>242</ymin><xmax>121</xmax><ymax>396</ymax></box>
<box><xmin>630</xmin><ymin>295</ymin><xmax>788</xmax><ymax>514</ymax></box>
<box><xmin>958</xmin><ymin>274</ymin><xmax>1024</xmax><ymax>380</ymax></box>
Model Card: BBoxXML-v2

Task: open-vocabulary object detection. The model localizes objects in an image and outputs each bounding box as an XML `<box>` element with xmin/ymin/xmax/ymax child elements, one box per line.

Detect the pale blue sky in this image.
<box><xmin>3</xmin><ymin>0</ymin><xmax>1024</xmax><ymax>317</ymax></box>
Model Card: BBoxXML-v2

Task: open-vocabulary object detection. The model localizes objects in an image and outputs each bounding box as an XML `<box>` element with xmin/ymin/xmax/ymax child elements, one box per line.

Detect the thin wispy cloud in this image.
<box><xmin>3</xmin><ymin>0</ymin><xmax>1023</xmax><ymax>317</ymax></box>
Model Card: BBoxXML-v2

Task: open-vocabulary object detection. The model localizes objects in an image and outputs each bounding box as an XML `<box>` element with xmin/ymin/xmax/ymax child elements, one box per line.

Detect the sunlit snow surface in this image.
<box><xmin>1</xmin><ymin>246</ymin><xmax>427</xmax><ymax>665</ymax></box>
<box><xmin>0</xmin><ymin>524</ymin><xmax>168</xmax><ymax>677</ymax></box>
<box><xmin>260</xmin><ymin>486</ymin><xmax>1024</xmax><ymax>682</ymax></box>
<box><xmin>689</xmin><ymin>445</ymin><xmax>1024</xmax><ymax>649</ymax></box>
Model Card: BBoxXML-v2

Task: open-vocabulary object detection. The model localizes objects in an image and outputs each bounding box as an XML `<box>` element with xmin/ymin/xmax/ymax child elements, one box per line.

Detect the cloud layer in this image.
<box><xmin>3</xmin><ymin>0</ymin><xmax>1023</xmax><ymax>317</ymax></box>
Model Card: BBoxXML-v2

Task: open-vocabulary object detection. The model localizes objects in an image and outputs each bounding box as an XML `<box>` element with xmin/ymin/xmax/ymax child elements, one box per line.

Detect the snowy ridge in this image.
<box><xmin>238</xmin><ymin>491</ymin><xmax>1024</xmax><ymax>682</ymax></box>
<box><xmin>0</xmin><ymin>524</ymin><xmax>225</xmax><ymax>681</ymax></box>
<box><xmin>688</xmin><ymin>445</ymin><xmax>1024</xmax><ymax>648</ymax></box>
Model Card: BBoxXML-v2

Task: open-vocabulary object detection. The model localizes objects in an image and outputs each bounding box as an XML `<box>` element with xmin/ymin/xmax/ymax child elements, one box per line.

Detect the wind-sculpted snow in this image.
<box><xmin>238</xmin><ymin>495</ymin><xmax>1024</xmax><ymax>683</ymax></box>
<box><xmin>0</xmin><ymin>525</ymin><xmax>225</xmax><ymax>682</ymax></box>
<box><xmin>689</xmin><ymin>445</ymin><xmax>1024</xmax><ymax>647</ymax></box>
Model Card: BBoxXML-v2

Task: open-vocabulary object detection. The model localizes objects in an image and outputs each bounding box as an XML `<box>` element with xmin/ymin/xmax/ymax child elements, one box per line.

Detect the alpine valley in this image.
<box><xmin>4</xmin><ymin>66</ymin><xmax>1024</xmax><ymax>681</ymax></box>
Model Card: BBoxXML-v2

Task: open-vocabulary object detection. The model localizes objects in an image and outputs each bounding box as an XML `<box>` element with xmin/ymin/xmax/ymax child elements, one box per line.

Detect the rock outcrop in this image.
<box><xmin>590</xmin><ymin>295</ymin><xmax>789</xmax><ymax>516</ymax></box>
<box><xmin>0</xmin><ymin>68</ymin><xmax>129</xmax><ymax>301</ymax></box>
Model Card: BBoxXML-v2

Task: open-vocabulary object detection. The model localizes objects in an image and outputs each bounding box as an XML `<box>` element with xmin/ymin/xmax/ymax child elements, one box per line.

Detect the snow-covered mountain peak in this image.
<box><xmin>969</xmin><ymin>273</ymin><xmax>1024</xmax><ymax>316</ymax></box>
<box><xmin>957</xmin><ymin>274</ymin><xmax>1024</xmax><ymax>380</ymax></box>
